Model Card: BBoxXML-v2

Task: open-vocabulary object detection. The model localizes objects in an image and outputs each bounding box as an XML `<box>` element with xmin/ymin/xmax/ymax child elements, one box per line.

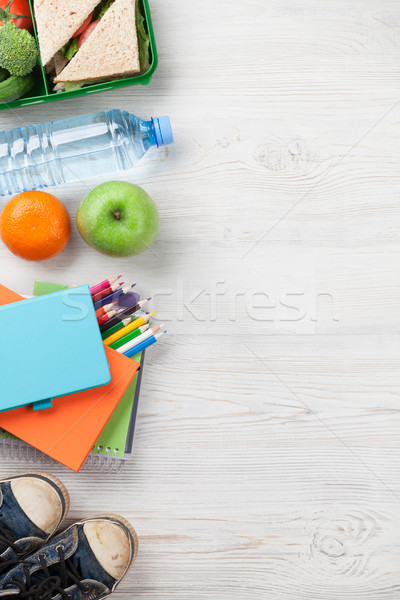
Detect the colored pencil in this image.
<box><xmin>103</xmin><ymin>312</ymin><xmax>154</xmax><ymax>346</ymax></box>
<box><xmin>91</xmin><ymin>280</ymin><xmax>124</xmax><ymax>304</ymax></box>
<box><xmin>103</xmin><ymin>298</ymin><xmax>149</xmax><ymax>327</ymax></box>
<box><xmin>95</xmin><ymin>302</ymin><xmax>116</xmax><ymax>319</ymax></box>
<box><xmin>97</xmin><ymin>309</ymin><xmax>118</xmax><ymax>326</ymax></box>
<box><xmin>101</xmin><ymin>316</ymin><xmax>136</xmax><ymax>340</ymax></box>
<box><xmin>93</xmin><ymin>285</ymin><xmax>136</xmax><ymax>311</ymax></box>
<box><xmin>109</xmin><ymin>324</ymin><xmax>150</xmax><ymax>350</ymax></box>
<box><xmin>99</xmin><ymin>299</ymin><xmax>150</xmax><ymax>333</ymax></box>
<box><xmin>90</xmin><ymin>276</ymin><xmax>121</xmax><ymax>297</ymax></box>
<box><xmin>117</xmin><ymin>325</ymin><xmax>162</xmax><ymax>355</ymax></box>
<box><xmin>123</xmin><ymin>331</ymin><xmax>166</xmax><ymax>358</ymax></box>
<box><xmin>101</xmin><ymin>312</ymin><xmax>153</xmax><ymax>341</ymax></box>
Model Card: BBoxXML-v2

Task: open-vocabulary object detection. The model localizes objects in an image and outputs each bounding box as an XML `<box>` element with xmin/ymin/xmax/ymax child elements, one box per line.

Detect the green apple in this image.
<box><xmin>76</xmin><ymin>181</ymin><xmax>159</xmax><ymax>257</ymax></box>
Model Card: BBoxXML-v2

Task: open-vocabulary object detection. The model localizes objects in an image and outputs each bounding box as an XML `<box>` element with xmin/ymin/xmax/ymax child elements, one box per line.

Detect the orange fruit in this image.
<box><xmin>0</xmin><ymin>191</ymin><xmax>71</xmax><ymax>261</ymax></box>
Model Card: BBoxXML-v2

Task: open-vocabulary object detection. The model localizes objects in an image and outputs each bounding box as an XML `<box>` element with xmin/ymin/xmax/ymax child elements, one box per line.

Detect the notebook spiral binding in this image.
<box><xmin>0</xmin><ymin>432</ymin><xmax>124</xmax><ymax>473</ymax></box>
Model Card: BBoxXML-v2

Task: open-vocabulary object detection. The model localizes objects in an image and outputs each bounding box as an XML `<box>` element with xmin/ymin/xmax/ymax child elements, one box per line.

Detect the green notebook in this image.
<box><xmin>33</xmin><ymin>281</ymin><xmax>68</xmax><ymax>295</ymax></box>
<box><xmin>92</xmin><ymin>367</ymin><xmax>138</xmax><ymax>458</ymax></box>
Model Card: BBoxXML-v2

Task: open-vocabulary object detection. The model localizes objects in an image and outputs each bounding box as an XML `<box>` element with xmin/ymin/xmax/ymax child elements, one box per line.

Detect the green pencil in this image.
<box><xmin>110</xmin><ymin>324</ymin><xmax>151</xmax><ymax>350</ymax></box>
<box><xmin>101</xmin><ymin>316</ymin><xmax>135</xmax><ymax>340</ymax></box>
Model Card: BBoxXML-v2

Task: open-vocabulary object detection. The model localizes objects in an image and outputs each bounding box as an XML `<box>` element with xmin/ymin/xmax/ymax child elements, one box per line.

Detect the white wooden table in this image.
<box><xmin>0</xmin><ymin>0</ymin><xmax>400</xmax><ymax>598</ymax></box>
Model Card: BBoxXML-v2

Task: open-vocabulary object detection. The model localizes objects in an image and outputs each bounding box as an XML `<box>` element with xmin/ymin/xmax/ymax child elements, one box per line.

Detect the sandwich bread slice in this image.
<box><xmin>54</xmin><ymin>0</ymin><xmax>140</xmax><ymax>85</ymax></box>
<box><xmin>34</xmin><ymin>0</ymin><xmax>101</xmax><ymax>66</ymax></box>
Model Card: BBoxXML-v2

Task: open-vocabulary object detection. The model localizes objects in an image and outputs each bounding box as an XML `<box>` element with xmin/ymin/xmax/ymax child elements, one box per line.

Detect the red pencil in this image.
<box><xmin>90</xmin><ymin>276</ymin><xmax>121</xmax><ymax>297</ymax></box>
<box><xmin>91</xmin><ymin>280</ymin><xmax>123</xmax><ymax>304</ymax></box>
<box><xmin>97</xmin><ymin>309</ymin><xmax>119</xmax><ymax>326</ymax></box>
<box><xmin>95</xmin><ymin>302</ymin><xmax>116</xmax><ymax>319</ymax></box>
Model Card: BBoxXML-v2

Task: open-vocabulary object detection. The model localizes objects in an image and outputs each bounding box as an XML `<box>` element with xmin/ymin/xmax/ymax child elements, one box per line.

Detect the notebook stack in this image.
<box><xmin>0</xmin><ymin>277</ymin><xmax>164</xmax><ymax>472</ymax></box>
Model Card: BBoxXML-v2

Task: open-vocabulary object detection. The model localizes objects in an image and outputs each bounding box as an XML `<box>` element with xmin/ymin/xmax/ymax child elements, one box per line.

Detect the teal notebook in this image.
<box><xmin>0</xmin><ymin>285</ymin><xmax>110</xmax><ymax>412</ymax></box>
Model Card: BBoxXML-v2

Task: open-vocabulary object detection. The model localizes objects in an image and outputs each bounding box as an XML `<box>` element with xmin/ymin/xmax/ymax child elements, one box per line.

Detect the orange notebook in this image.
<box><xmin>0</xmin><ymin>285</ymin><xmax>140</xmax><ymax>471</ymax></box>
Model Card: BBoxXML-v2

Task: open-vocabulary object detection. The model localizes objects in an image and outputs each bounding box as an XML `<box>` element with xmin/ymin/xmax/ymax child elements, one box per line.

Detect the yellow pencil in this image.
<box><xmin>103</xmin><ymin>312</ymin><xmax>155</xmax><ymax>346</ymax></box>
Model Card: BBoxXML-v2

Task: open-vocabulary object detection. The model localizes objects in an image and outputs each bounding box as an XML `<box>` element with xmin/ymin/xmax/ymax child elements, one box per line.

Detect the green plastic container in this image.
<box><xmin>0</xmin><ymin>0</ymin><xmax>158</xmax><ymax>111</ymax></box>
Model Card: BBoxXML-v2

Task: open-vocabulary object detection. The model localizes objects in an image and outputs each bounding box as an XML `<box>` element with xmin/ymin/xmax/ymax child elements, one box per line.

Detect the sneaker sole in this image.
<box><xmin>4</xmin><ymin>471</ymin><xmax>70</xmax><ymax>534</ymax></box>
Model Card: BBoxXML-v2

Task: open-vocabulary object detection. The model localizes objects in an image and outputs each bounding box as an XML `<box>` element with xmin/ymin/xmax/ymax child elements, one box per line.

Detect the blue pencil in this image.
<box><xmin>123</xmin><ymin>331</ymin><xmax>166</xmax><ymax>358</ymax></box>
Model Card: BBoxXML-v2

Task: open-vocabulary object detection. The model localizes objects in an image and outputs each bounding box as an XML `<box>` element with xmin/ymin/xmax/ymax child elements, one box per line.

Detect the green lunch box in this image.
<box><xmin>0</xmin><ymin>0</ymin><xmax>158</xmax><ymax>111</ymax></box>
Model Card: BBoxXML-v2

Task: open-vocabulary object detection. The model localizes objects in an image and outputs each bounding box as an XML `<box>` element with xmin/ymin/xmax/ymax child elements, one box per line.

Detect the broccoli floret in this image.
<box><xmin>0</xmin><ymin>22</ymin><xmax>38</xmax><ymax>77</ymax></box>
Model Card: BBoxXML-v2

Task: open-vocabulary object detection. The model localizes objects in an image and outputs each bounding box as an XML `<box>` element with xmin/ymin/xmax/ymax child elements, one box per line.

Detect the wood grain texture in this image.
<box><xmin>0</xmin><ymin>0</ymin><xmax>400</xmax><ymax>598</ymax></box>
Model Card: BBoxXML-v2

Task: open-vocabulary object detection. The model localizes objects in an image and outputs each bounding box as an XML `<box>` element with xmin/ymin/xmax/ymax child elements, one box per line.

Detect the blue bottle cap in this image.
<box><xmin>152</xmin><ymin>116</ymin><xmax>174</xmax><ymax>147</ymax></box>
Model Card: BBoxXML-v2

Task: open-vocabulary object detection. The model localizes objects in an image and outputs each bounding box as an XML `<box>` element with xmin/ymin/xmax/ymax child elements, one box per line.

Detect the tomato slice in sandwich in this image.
<box><xmin>73</xmin><ymin>12</ymin><xmax>93</xmax><ymax>37</ymax></box>
<box><xmin>79</xmin><ymin>19</ymin><xmax>100</xmax><ymax>48</ymax></box>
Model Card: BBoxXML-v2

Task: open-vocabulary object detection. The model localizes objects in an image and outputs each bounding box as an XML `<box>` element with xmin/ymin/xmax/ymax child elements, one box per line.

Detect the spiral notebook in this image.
<box><xmin>0</xmin><ymin>281</ymin><xmax>145</xmax><ymax>472</ymax></box>
<box><xmin>0</xmin><ymin>282</ymin><xmax>142</xmax><ymax>471</ymax></box>
<box><xmin>0</xmin><ymin>344</ymin><xmax>139</xmax><ymax>471</ymax></box>
<box><xmin>0</xmin><ymin>351</ymin><xmax>144</xmax><ymax>470</ymax></box>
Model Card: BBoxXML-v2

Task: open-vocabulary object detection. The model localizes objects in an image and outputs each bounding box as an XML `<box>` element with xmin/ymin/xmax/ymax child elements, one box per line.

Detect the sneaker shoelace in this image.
<box><xmin>4</xmin><ymin>546</ymin><xmax>87</xmax><ymax>600</ymax></box>
<box><xmin>0</xmin><ymin>527</ymin><xmax>22</xmax><ymax>573</ymax></box>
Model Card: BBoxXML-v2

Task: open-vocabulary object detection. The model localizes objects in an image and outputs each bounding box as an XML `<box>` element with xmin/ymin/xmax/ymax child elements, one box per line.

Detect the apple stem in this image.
<box><xmin>114</xmin><ymin>211</ymin><xmax>121</xmax><ymax>221</ymax></box>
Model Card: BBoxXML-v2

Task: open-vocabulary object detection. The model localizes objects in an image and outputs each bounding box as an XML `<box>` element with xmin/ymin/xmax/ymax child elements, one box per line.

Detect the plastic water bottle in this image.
<box><xmin>0</xmin><ymin>109</ymin><xmax>174</xmax><ymax>197</ymax></box>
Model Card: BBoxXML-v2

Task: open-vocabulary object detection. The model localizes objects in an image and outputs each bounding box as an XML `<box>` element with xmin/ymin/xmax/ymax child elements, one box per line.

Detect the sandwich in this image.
<box><xmin>34</xmin><ymin>0</ymin><xmax>101</xmax><ymax>67</ymax></box>
<box><xmin>34</xmin><ymin>0</ymin><xmax>150</xmax><ymax>91</ymax></box>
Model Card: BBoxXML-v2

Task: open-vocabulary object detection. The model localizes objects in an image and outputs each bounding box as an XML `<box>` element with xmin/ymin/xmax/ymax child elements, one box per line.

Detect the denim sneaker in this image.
<box><xmin>0</xmin><ymin>515</ymin><xmax>138</xmax><ymax>600</ymax></box>
<box><xmin>0</xmin><ymin>472</ymin><xmax>69</xmax><ymax>577</ymax></box>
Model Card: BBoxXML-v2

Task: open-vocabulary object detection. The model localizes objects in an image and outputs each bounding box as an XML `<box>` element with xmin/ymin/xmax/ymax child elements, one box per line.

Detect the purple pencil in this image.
<box><xmin>93</xmin><ymin>285</ymin><xmax>137</xmax><ymax>311</ymax></box>
<box><xmin>118</xmin><ymin>291</ymin><xmax>141</xmax><ymax>309</ymax></box>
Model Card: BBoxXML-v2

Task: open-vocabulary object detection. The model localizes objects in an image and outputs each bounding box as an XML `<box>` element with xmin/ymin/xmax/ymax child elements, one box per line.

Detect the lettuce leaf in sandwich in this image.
<box><xmin>93</xmin><ymin>0</ymin><xmax>114</xmax><ymax>19</ymax></box>
<box><xmin>135</xmin><ymin>2</ymin><xmax>150</xmax><ymax>71</ymax></box>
